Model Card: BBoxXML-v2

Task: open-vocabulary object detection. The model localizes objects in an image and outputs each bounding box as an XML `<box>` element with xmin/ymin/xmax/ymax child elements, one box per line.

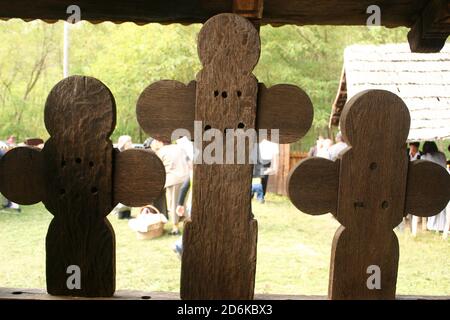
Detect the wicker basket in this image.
<box><xmin>133</xmin><ymin>205</ymin><xmax>165</xmax><ymax>240</ymax></box>
<box><xmin>136</xmin><ymin>221</ymin><xmax>164</xmax><ymax>240</ymax></box>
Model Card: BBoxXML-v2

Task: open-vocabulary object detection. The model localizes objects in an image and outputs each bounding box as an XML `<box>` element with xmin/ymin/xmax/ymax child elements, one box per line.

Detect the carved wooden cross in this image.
<box><xmin>136</xmin><ymin>13</ymin><xmax>313</xmax><ymax>299</ymax></box>
<box><xmin>0</xmin><ymin>76</ymin><xmax>166</xmax><ymax>297</ymax></box>
<box><xmin>288</xmin><ymin>89</ymin><xmax>450</xmax><ymax>300</ymax></box>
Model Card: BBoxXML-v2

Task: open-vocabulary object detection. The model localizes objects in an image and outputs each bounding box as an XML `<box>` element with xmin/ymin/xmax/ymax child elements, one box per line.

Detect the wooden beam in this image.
<box><xmin>0</xmin><ymin>288</ymin><xmax>448</xmax><ymax>300</ymax></box>
<box><xmin>233</xmin><ymin>0</ymin><xmax>264</xmax><ymax>29</ymax></box>
<box><xmin>0</xmin><ymin>0</ymin><xmax>430</xmax><ymax>27</ymax></box>
<box><xmin>408</xmin><ymin>0</ymin><xmax>450</xmax><ymax>52</ymax></box>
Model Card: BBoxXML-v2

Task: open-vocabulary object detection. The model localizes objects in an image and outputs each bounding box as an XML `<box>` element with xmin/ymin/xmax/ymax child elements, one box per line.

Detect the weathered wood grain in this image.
<box><xmin>257</xmin><ymin>84</ymin><xmax>313</xmax><ymax>144</ymax></box>
<box><xmin>338</xmin><ymin>90</ymin><xmax>411</xmax><ymax>229</ymax></box>
<box><xmin>407</xmin><ymin>0</ymin><xmax>450</xmax><ymax>53</ymax></box>
<box><xmin>0</xmin><ymin>75</ymin><xmax>165</xmax><ymax>298</ymax></box>
<box><xmin>0</xmin><ymin>146</ymin><xmax>44</xmax><ymax>205</ymax></box>
<box><xmin>136</xmin><ymin>80</ymin><xmax>196</xmax><ymax>142</ymax></box>
<box><xmin>232</xmin><ymin>0</ymin><xmax>263</xmax><ymax>19</ymax></box>
<box><xmin>233</xmin><ymin>0</ymin><xmax>264</xmax><ymax>30</ymax></box>
<box><xmin>136</xmin><ymin>12</ymin><xmax>314</xmax><ymax>300</ymax></box>
<box><xmin>113</xmin><ymin>148</ymin><xmax>166</xmax><ymax>207</ymax></box>
<box><xmin>1</xmin><ymin>287</ymin><xmax>448</xmax><ymax>300</ymax></box>
<box><xmin>333</xmin><ymin>90</ymin><xmax>410</xmax><ymax>299</ymax></box>
<box><xmin>287</xmin><ymin>157</ymin><xmax>339</xmax><ymax>215</ymax></box>
<box><xmin>329</xmin><ymin>226</ymin><xmax>400</xmax><ymax>299</ymax></box>
<box><xmin>42</xmin><ymin>75</ymin><xmax>117</xmax><ymax>297</ymax></box>
<box><xmin>287</xmin><ymin>89</ymin><xmax>450</xmax><ymax>299</ymax></box>
<box><xmin>181</xmin><ymin>13</ymin><xmax>260</xmax><ymax>300</ymax></box>
<box><xmin>405</xmin><ymin>160</ymin><xmax>450</xmax><ymax>216</ymax></box>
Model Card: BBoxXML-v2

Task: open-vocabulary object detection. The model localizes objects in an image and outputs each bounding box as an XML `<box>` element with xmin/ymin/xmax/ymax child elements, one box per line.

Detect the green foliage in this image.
<box><xmin>0</xmin><ymin>21</ymin><xmax>61</xmax><ymax>141</ymax></box>
<box><xmin>0</xmin><ymin>20</ymin><xmax>412</xmax><ymax>150</ymax></box>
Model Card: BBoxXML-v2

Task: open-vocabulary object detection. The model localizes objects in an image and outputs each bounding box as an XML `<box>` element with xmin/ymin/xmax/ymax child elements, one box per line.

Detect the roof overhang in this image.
<box><xmin>0</xmin><ymin>1</ymin><xmax>448</xmax><ymax>52</ymax></box>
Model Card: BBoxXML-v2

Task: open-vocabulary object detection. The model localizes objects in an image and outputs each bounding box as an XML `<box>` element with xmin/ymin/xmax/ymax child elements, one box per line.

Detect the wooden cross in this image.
<box><xmin>136</xmin><ymin>13</ymin><xmax>313</xmax><ymax>299</ymax></box>
<box><xmin>0</xmin><ymin>76</ymin><xmax>166</xmax><ymax>297</ymax></box>
<box><xmin>288</xmin><ymin>89</ymin><xmax>450</xmax><ymax>300</ymax></box>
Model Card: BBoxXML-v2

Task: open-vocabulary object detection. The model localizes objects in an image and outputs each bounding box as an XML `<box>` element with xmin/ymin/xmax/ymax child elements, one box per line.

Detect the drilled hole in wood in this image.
<box><xmin>75</xmin><ymin>158</ymin><xmax>82</xmax><ymax>164</ymax></box>
<box><xmin>238</xmin><ymin>122</ymin><xmax>245</xmax><ymax>129</ymax></box>
<box><xmin>381</xmin><ymin>201</ymin><xmax>389</xmax><ymax>209</ymax></box>
<box><xmin>221</xmin><ymin>91</ymin><xmax>227</xmax><ymax>98</ymax></box>
<box><xmin>237</xmin><ymin>90</ymin><xmax>242</xmax><ymax>97</ymax></box>
<box><xmin>91</xmin><ymin>187</ymin><xmax>98</xmax><ymax>194</ymax></box>
<box><xmin>89</xmin><ymin>161</ymin><xmax>94</xmax><ymax>167</ymax></box>
<box><xmin>61</xmin><ymin>160</ymin><xmax>66</xmax><ymax>167</ymax></box>
<box><xmin>204</xmin><ymin>125</ymin><xmax>211</xmax><ymax>131</ymax></box>
<box><xmin>141</xmin><ymin>296</ymin><xmax>151</xmax><ymax>300</ymax></box>
<box><xmin>354</xmin><ymin>201</ymin><xmax>364</xmax><ymax>208</ymax></box>
<box><xmin>213</xmin><ymin>90</ymin><xmax>219</xmax><ymax>97</ymax></box>
<box><xmin>369</xmin><ymin>162</ymin><xmax>377</xmax><ymax>170</ymax></box>
<box><xmin>60</xmin><ymin>189</ymin><xmax>66</xmax><ymax>196</ymax></box>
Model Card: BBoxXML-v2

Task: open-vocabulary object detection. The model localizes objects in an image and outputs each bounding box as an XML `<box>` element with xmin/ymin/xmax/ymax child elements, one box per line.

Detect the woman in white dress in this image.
<box><xmin>421</xmin><ymin>141</ymin><xmax>448</xmax><ymax>232</ymax></box>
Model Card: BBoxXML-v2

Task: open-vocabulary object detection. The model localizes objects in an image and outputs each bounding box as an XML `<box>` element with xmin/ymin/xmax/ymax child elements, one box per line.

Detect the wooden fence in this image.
<box><xmin>267</xmin><ymin>147</ymin><xmax>308</xmax><ymax>196</ymax></box>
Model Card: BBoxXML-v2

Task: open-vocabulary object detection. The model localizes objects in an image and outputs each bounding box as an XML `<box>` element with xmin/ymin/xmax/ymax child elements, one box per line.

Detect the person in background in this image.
<box><xmin>445</xmin><ymin>144</ymin><xmax>450</xmax><ymax>239</ymax></box>
<box><xmin>421</xmin><ymin>141</ymin><xmax>447</xmax><ymax>233</ymax></box>
<box><xmin>317</xmin><ymin>138</ymin><xmax>332</xmax><ymax>160</ymax></box>
<box><xmin>408</xmin><ymin>141</ymin><xmax>421</xmax><ymax>161</ymax></box>
<box><xmin>143</xmin><ymin>137</ymin><xmax>168</xmax><ymax>217</ymax></box>
<box><xmin>251</xmin><ymin>163</ymin><xmax>265</xmax><ymax>204</ymax></box>
<box><xmin>328</xmin><ymin>132</ymin><xmax>348</xmax><ymax>161</ymax></box>
<box><xmin>6</xmin><ymin>135</ymin><xmax>16</xmax><ymax>148</ymax></box>
<box><xmin>112</xmin><ymin>135</ymin><xmax>134</xmax><ymax>219</ymax></box>
<box><xmin>257</xmin><ymin>139</ymin><xmax>279</xmax><ymax>200</ymax></box>
<box><xmin>171</xmin><ymin>137</ymin><xmax>194</xmax><ymax>258</ymax></box>
<box><xmin>117</xmin><ymin>135</ymin><xmax>133</xmax><ymax>152</ymax></box>
<box><xmin>172</xmin><ymin>176</ymin><xmax>191</xmax><ymax>258</ymax></box>
<box><xmin>173</xmin><ymin>137</ymin><xmax>193</xmax><ymax>220</ymax></box>
<box><xmin>151</xmin><ymin>138</ymin><xmax>189</xmax><ymax>235</ymax></box>
<box><xmin>407</xmin><ymin>142</ymin><xmax>423</xmax><ymax>235</ymax></box>
<box><xmin>442</xmin><ymin>144</ymin><xmax>450</xmax><ymax>239</ymax></box>
<box><xmin>0</xmin><ymin>141</ymin><xmax>8</xmax><ymax>156</ymax></box>
<box><xmin>308</xmin><ymin>136</ymin><xmax>323</xmax><ymax>157</ymax></box>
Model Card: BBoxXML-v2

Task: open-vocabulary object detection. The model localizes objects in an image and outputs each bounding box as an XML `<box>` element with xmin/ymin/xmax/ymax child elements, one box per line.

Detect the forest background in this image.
<box><xmin>0</xmin><ymin>20</ymin><xmax>414</xmax><ymax>151</ymax></box>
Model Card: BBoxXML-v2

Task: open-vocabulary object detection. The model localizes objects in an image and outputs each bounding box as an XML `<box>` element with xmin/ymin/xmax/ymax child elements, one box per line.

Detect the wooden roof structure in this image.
<box><xmin>0</xmin><ymin>0</ymin><xmax>449</xmax><ymax>52</ymax></box>
<box><xmin>329</xmin><ymin>43</ymin><xmax>450</xmax><ymax>141</ymax></box>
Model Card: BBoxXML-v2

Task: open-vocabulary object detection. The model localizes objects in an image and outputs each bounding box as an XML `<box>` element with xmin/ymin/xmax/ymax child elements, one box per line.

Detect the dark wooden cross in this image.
<box><xmin>136</xmin><ymin>13</ymin><xmax>313</xmax><ymax>299</ymax></box>
<box><xmin>288</xmin><ymin>89</ymin><xmax>450</xmax><ymax>300</ymax></box>
<box><xmin>0</xmin><ymin>75</ymin><xmax>166</xmax><ymax>297</ymax></box>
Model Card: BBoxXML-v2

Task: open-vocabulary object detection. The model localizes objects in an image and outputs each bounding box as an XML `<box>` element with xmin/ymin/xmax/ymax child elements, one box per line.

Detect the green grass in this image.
<box><xmin>0</xmin><ymin>194</ymin><xmax>449</xmax><ymax>296</ymax></box>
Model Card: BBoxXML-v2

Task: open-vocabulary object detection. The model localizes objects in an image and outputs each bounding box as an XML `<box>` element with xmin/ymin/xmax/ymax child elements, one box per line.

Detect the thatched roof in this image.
<box><xmin>330</xmin><ymin>43</ymin><xmax>450</xmax><ymax>141</ymax></box>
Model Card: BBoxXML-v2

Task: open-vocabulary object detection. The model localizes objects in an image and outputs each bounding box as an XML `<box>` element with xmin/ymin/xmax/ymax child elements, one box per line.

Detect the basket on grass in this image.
<box><xmin>128</xmin><ymin>204</ymin><xmax>168</xmax><ymax>240</ymax></box>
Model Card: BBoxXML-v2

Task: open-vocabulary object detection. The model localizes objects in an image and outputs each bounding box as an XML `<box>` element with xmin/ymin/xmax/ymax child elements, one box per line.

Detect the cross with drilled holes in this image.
<box><xmin>288</xmin><ymin>89</ymin><xmax>450</xmax><ymax>300</ymax></box>
<box><xmin>136</xmin><ymin>13</ymin><xmax>313</xmax><ymax>299</ymax></box>
<box><xmin>0</xmin><ymin>76</ymin><xmax>166</xmax><ymax>297</ymax></box>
